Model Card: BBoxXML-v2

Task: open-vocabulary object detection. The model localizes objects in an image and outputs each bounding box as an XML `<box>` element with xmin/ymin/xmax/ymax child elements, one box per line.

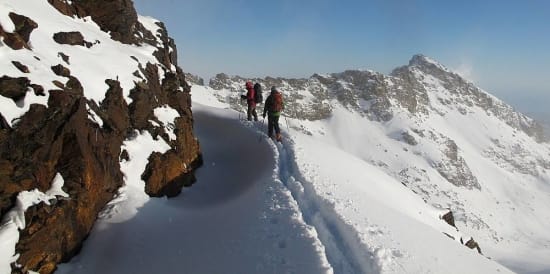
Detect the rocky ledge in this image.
<box><xmin>0</xmin><ymin>0</ymin><xmax>201</xmax><ymax>273</ymax></box>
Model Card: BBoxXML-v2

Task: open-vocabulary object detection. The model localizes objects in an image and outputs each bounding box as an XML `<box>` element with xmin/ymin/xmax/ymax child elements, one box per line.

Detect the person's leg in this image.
<box><xmin>267</xmin><ymin>116</ymin><xmax>274</xmax><ymax>138</ymax></box>
<box><xmin>247</xmin><ymin>104</ymin><xmax>253</xmax><ymax>121</ymax></box>
<box><xmin>274</xmin><ymin>116</ymin><xmax>281</xmax><ymax>141</ymax></box>
<box><xmin>252</xmin><ymin>107</ymin><xmax>258</xmax><ymax>121</ymax></box>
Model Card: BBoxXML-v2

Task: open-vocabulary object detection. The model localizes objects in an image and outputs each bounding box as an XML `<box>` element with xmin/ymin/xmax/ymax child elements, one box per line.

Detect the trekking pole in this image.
<box><xmin>239</xmin><ymin>97</ymin><xmax>246</xmax><ymax>121</ymax></box>
<box><xmin>284</xmin><ymin>115</ymin><xmax>290</xmax><ymax>131</ymax></box>
<box><xmin>258</xmin><ymin>117</ymin><xmax>265</xmax><ymax>142</ymax></box>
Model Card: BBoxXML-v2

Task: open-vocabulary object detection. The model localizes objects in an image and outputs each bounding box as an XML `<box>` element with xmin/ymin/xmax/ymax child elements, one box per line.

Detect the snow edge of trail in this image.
<box><xmin>243</xmin><ymin>117</ymin><xmax>382</xmax><ymax>274</ymax></box>
<box><xmin>274</xmin><ymin>138</ymin><xmax>382</xmax><ymax>274</ymax></box>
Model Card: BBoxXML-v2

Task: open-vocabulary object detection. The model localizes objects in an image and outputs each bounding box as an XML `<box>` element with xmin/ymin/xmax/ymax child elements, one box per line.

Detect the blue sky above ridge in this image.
<box><xmin>133</xmin><ymin>0</ymin><xmax>550</xmax><ymax>112</ymax></box>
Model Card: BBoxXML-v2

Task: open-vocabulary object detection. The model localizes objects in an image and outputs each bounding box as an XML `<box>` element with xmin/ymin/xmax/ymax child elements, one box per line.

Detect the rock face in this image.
<box><xmin>48</xmin><ymin>0</ymin><xmax>140</xmax><ymax>44</ymax></box>
<box><xmin>0</xmin><ymin>1</ymin><xmax>201</xmax><ymax>273</ymax></box>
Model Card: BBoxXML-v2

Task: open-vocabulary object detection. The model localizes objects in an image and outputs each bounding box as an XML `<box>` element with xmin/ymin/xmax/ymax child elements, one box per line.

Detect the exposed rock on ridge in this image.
<box><xmin>48</xmin><ymin>0</ymin><xmax>140</xmax><ymax>44</ymax></box>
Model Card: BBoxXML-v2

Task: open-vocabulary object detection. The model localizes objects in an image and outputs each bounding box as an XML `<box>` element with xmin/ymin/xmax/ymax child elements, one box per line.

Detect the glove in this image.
<box><xmin>240</xmin><ymin>95</ymin><xmax>246</xmax><ymax>100</ymax></box>
<box><xmin>262</xmin><ymin>113</ymin><xmax>266</xmax><ymax>118</ymax></box>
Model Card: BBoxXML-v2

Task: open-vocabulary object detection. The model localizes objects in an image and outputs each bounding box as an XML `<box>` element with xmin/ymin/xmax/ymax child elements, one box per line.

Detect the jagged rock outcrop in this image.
<box><xmin>441</xmin><ymin>210</ymin><xmax>456</xmax><ymax>228</ymax></box>
<box><xmin>3</xmin><ymin>89</ymin><xmax>126</xmax><ymax>274</ymax></box>
<box><xmin>11</xmin><ymin>61</ymin><xmax>30</xmax><ymax>73</ymax></box>
<box><xmin>48</xmin><ymin>0</ymin><xmax>140</xmax><ymax>44</ymax></box>
<box><xmin>0</xmin><ymin>1</ymin><xmax>202</xmax><ymax>273</ymax></box>
<box><xmin>184</xmin><ymin>72</ymin><xmax>204</xmax><ymax>86</ymax></box>
<box><xmin>0</xmin><ymin>12</ymin><xmax>37</xmax><ymax>50</ymax></box>
<box><xmin>0</xmin><ymin>76</ymin><xmax>31</xmax><ymax>102</ymax></box>
<box><xmin>53</xmin><ymin>31</ymin><xmax>92</xmax><ymax>48</ymax></box>
<box><xmin>464</xmin><ymin>237</ymin><xmax>483</xmax><ymax>254</ymax></box>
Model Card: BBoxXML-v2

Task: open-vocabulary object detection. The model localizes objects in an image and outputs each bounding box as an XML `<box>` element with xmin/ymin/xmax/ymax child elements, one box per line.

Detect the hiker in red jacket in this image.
<box><xmin>241</xmin><ymin>81</ymin><xmax>258</xmax><ymax>121</ymax></box>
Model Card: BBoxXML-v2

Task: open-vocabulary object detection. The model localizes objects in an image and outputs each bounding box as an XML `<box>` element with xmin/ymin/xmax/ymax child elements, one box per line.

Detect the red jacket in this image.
<box><xmin>246</xmin><ymin>83</ymin><xmax>256</xmax><ymax>107</ymax></box>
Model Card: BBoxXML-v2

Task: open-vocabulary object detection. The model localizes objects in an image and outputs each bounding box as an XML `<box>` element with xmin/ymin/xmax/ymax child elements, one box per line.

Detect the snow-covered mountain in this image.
<box><xmin>0</xmin><ymin>0</ymin><xmax>200</xmax><ymax>273</ymax></box>
<box><xmin>2</xmin><ymin>0</ymin><xmax>549</xmax><ymax>273</ymax></box>
<box><xmin>193</xmin><ymin>55</ymin><xmax>550</xmax><ymax>273</ymax></box>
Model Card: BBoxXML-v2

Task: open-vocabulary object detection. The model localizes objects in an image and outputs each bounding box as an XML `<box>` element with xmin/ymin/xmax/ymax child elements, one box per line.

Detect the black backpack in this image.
<box><xmin>253</xmin><ymin>83</ymin><xmax>263</xmax><ymax>103</ymax></box>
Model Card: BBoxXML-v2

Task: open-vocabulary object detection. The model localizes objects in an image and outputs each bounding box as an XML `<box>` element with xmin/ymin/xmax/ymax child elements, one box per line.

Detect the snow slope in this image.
<box><xmin>55</xmin><ymin>85</ymin><xmax>517</xmax><ymax>274</ymax></box>
<box><xmin>189</xmin><ymin>85</ymin><xmax>519</xmax><ymax>274</ymax></box>
<box><xmin>198</xmin><ymin>56</ymin><xmax>550</xmax><ymax>274</ymax></box>
<box><xmin>2</xmin><ymin>1</ymin><xmax>546</xmax><ymax>272</ymax></box>
<box><xmin>0</xmin><ymin>0</ymin><xmax>166</xmax><ymax>127</ymax></box>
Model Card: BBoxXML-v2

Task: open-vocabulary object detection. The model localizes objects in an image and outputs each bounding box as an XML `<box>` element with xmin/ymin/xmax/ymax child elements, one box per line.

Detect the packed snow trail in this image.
<box><xmin>56</xmin><ymin>106</ymin><xmax>331</xmax><ymax>274</ymax></box>
<box><xmin>273</xmin><ymin>138</ymin><xmax>381</xmax><ymax>274</ymax></box>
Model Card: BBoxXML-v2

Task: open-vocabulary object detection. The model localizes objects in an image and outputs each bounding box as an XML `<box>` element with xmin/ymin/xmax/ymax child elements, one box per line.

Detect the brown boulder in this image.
<box><xmin>31</xmin><ymin>84</ymin><xmax>45</xmax><ymax>96</ymax></box>
<box><xmin>143</xmin><ymin>151</ymin><xmax>198</xmax><ymax>197</ymax></box>
<box><xmin>9</xmin><ymin>13</ymin><xmax>38</xmax><ymax>43</ymax></box>
<box><xmin>12</xmin><ymin>61</ymin><xmax>30</xmax><ymax>73</ymax></box>
<box><xmin>0</xmin><ymin>75</ymin><xmax>30</xmax><ymax>102</ymax></box>
<box><xmin>51</xmin><ymin>64</ymin><xmax>71</xmax><ymax>77</ymax></box>
<box><xmin>58</xmin><ymin>52</ymin><xmax>70</xmax><ymax>64</ymax></box>
<box><xmin>53</xmin><ymin>31</ymin><xmax>92</xmax><ymax>47</ymax></box>
<box><xmin>0</xmin><ymin>13</ymin><xmax>37</xmax><ymax>50</ymax></box>
<box><xmin>465</xmin><ymin>237</ymin><xmax>482</xmax><ymax>254</ymax></box>
<box><xmin>441</xmin><ymin>210</ymin><xmax>456</xmax><ymax>228</ymax></box>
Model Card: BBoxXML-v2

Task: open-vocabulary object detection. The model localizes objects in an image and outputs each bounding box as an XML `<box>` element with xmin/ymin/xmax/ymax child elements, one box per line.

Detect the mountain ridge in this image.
<box><xmin>194</xmin><ymin>54</ymin><xmax>550</xmax><ymax>272</ymax></box>
<box><xmin>203</xmin><ymin>54</ymin><xmax>545</xmax><ymax>143</ymax></box>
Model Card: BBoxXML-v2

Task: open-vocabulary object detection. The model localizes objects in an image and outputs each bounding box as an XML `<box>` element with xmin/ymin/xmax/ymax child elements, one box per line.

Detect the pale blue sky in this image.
<box><xmin>133</xmin><ymin>0</ymin><xmax>550</xmax><ymax>112</ymax></box>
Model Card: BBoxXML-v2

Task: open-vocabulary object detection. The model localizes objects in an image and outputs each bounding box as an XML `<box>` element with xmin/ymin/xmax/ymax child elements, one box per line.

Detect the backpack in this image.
<box><xmin>253</xmin><ymin>83</ymin><xmax>263</xmax><ymax>103</ymax></box>
<box><xmin>273</xmin><ymin>92</ymin><xmax>283</xmax><ymax>112</ymax></box>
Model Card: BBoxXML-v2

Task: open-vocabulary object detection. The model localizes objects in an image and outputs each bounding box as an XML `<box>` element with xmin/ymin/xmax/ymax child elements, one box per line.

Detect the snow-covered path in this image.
<box><xmin>56</xmin><ymin>105</ymin><xmax>331</xmax><ymax>274</ymax></box>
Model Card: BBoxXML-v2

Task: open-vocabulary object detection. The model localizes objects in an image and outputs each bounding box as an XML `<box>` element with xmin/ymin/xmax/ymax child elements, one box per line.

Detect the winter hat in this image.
<box><xmin>270</xmin><ymin>86</ymin><xmax>277</xmax><ymax>92</ymax></box>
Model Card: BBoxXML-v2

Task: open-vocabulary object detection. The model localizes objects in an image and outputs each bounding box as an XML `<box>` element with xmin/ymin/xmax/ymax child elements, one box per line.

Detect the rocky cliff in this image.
<box><xmin>0</xmin><ymin>0</ymin><xmax>201</xmax><ymax>273</ymax></box>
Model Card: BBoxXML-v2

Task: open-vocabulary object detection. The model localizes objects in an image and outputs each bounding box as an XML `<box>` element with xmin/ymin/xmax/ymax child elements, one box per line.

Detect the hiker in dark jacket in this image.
<box><xmin>241</xmin><ymin>81</ymin><xmax>258</xmax><ymax>121</ymax></box>
<box><xmin>263</xmin><ymin>86</ymin><xmax>284</xmax><ymax>142</ymax></box>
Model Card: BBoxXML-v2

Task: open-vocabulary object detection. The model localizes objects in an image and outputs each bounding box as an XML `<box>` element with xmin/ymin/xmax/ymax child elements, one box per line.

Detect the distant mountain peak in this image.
<box><xmin>408</xmin><ymin>54</ymin><xmax>452</xmax><ymax>73</ymax></box>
